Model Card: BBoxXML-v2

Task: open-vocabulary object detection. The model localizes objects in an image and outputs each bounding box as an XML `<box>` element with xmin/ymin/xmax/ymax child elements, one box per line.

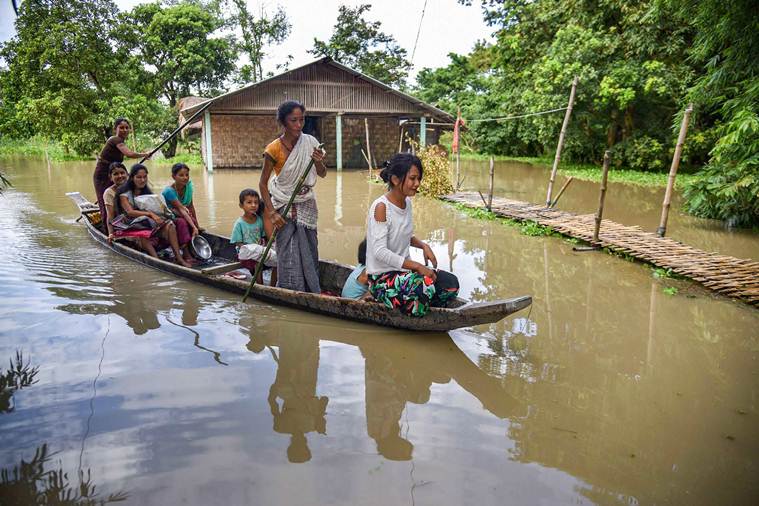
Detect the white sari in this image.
<box><xmin>269</xmin><ymin>133</ymin><xmax>321</xmax><ymax>210</ymax></box>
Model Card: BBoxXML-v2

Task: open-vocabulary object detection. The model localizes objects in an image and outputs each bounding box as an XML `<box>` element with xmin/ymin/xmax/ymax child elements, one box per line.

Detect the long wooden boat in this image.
<box><xmin>67</xmin><ymin>192</ymin><xmax>531</xmax><ymax>331</ymax></box>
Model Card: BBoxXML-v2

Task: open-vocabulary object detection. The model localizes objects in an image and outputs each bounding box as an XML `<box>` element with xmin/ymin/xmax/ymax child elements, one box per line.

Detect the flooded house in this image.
<box><xmin>179</xmin><ymin>57</ymin><xmax>454</xmax><ymax>170</ymax></box>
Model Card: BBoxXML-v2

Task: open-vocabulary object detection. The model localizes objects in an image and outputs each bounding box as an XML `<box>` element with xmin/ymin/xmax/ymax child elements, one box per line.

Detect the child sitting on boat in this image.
<box><xmin>231</xmin><ymin>189</ymin><xmax>277</xmax><ymax>285</ymax></box>
<box><xmin>114</xmin><ymin>163</ymin><xmax>192</xmax><ymax>267</ymax></box>
<box><xmin>162</xmin><ymin>162</ymin><xmax>201</xmax><ymax>237</ymax></box>
<box><xmin>341</xmin><ymin>239</ymin><xmax>370</xmax><ymax>299</ymax></box>
<box><xmin>366</xmin><ymin>154</ymin><xmax>460</xmax><ymax>316</ymax></box>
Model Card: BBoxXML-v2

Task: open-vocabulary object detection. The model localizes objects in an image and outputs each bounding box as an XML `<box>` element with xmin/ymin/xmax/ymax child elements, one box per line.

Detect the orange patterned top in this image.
<box><xmin>263</xmin><ymin>138</ymin><xmax>290</xmax><ymax>175</ymax></box>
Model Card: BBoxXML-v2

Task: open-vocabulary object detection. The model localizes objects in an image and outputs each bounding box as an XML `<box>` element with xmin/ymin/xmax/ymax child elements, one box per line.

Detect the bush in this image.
<box><xmin>613</xmin><ymin>135</ymin><xmax>667</xmax><ymax>171</ymax></box>
<box><xmin>416</xmin><ymin>145</ymin><xmax>454</xmax><ymax>197</ymax></box>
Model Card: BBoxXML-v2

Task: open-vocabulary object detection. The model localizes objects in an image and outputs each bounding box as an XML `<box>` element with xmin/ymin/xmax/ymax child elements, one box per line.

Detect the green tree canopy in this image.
<box><xmin>310</xmin><ymin>4</ymin><xmax>412</xmax><ymax>88</ymax></box>
<box><xmin>0</xmin><ymin>0</ymin><xmax>126</xmax><ymax>153</ymax></box>
<box><xmin>228</xmin><ymin>0</ymin><xmax>291</xmax><ymax>83</ymax></box>
<box><xmin>120</xmin><ymin>0</ymin><xmax>237</xmax><ymax>156</ymax></box>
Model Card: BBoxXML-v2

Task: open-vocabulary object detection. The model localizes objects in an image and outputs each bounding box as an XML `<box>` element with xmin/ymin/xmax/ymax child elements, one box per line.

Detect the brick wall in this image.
<box><xmin>208</xmin><ymin>114</ymin><xmax>279</xmax><ymax>168</ymax></box>
<box><xmin>203</xmin><ymin>113</ymin><xmax>430</xmax><ymax>169</ymax></box>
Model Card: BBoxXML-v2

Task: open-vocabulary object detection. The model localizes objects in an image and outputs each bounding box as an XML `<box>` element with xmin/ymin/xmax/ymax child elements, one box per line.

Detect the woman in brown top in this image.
<box><xmin>93</xmin><ymin>118</ymin><xmax>150</xmax><ymax>226</ymax></box>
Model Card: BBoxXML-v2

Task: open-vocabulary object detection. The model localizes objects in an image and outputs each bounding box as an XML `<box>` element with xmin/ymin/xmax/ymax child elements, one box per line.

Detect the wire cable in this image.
<box><xmin>410</xmin><ymin>0</ymin><xmax>429</xmax><ymax>63</ymax></box>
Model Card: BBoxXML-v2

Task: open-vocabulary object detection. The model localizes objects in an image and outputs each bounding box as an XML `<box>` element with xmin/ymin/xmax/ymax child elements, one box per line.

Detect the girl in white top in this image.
<box><xmin>366</xmin><ymin>153</ymin><xmax>459</xmax><ymax>317</ymax></box>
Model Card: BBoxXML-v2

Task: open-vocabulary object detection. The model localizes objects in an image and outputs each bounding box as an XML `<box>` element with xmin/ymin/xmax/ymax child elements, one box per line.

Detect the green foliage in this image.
<box><xmin>423</xmin><ymin>1</ymin><xmax>694</xmax><ymax>171</ymax></box>
<box><xmin>662</xmin><ymin>286</ymin><xmax>679</xmax><ymax>296</ymax></box>
<box><xmin>673</xmin><ymin>0</ymin><xmax>759</xmax><ymax>226</ymax></box>
<box><xmin>442</xmin><ymin>0</ymin><xmax>759</xmax><ymax>226</ymax></box>
<box><xmin>0</xmin><ymin>136</ymin><xmax>86</xmax><ymax>161</ymax></box>
<box><xmin>0</xmin><ymin>0</ymin><xmax>236</xmax><ymax>158</ymax></box>
<box><xmin>0</xmin><ymin>0</ymin><xmax>125</xmax><ymax>154</ymax></box>
<box><xmin>310</xmin><ymin>4</ymin><xmax>412</xmax><ymax>88</ymax></box>
<box><xmin>229</xmin><ymin>0</ymin><xmax>291</xmax><ymax>83</ymax></box>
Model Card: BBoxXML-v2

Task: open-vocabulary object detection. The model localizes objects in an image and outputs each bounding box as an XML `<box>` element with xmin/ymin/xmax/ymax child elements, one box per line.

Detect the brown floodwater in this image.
<box><xmin>0</xmin><ymin>156</ymin><xmax>757</xmax><ymax>505</ymax></box>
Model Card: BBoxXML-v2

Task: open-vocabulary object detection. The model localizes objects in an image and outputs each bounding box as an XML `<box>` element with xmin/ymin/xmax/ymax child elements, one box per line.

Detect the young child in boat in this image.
<box><xmin>341</xmin><ymin>239</ymin><xmax>371</xmax><ymax>300</ymax></box>
<box><xmin>365</xmin><ymin>153</ymin><xmax>460</xmax><ymax>317</ymax></box>
<box><xmin>231</xmin><ymin>189</ymin><xmax>277</xmax><ymax>285</ymax></box>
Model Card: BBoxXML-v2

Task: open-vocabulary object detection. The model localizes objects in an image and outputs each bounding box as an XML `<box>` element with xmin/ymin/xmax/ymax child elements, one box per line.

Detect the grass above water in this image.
<box><xmin>458</xmin><ymin>153</ymin><xmax>698</xmax><ymax>190</ymax></box>
<box><xmin>0</xmin><ymin>137</ymin><xmax>203</xmax><ymax>166</ymax></box>
<box><xmin>447</xmin><ymin>200</ymin><xmax>694</xmax><ymax>295</ymax></box>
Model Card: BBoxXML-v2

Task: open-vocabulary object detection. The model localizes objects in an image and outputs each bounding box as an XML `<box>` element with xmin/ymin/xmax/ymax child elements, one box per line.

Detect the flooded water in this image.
<box><xmin>0</xmin><ymin>156</ymin><xmax>757</xmax><ymax>505</ymax></box>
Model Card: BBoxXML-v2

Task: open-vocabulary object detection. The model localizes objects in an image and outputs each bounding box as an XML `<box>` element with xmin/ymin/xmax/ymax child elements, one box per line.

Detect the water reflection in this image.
<box><xmin>0</xmin><ymin>351</ymin><xmax>40</xmax><ymax>413</ymax></box>
<box><xmin>244</xmin><ymin>318</ymin><xmax>526</xmax><ymax>463</ymax></box>
<box><xmin>0</xmin><ymin>444</ymin><xmax>128</xmax><ymax>505</ymax></box>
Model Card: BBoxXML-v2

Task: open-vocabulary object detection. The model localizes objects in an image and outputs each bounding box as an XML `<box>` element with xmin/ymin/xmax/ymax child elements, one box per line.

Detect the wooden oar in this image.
<box><xmin>139</xmin><ymin>100</ymin><xmax>214</xmax><ymax>164</ymax></box>
<box><xmin>242</xmin><ymin>143</ymin><xmax>325</xmax><ymax>302</ymax></box>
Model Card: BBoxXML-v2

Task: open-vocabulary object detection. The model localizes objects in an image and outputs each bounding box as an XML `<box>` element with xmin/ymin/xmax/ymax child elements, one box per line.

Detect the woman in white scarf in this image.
<box><xmin>259</xmin><ymin>101</ymin><xmax>327</xmax><ymax>293</ymax></box>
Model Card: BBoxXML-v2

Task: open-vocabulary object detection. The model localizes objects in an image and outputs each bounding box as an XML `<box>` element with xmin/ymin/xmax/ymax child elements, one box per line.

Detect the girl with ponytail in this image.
<box><xmin>364</xmin><ymin>153</ymin><xmax>459</xmax><ymax>317</ymax></box>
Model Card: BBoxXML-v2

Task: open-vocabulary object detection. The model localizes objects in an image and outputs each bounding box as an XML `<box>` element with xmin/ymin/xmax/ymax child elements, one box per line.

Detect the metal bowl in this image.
<box><xmin>190</xmin><ymin>235</ymin><xmax>213</xmax><ymax>260</ymax></box>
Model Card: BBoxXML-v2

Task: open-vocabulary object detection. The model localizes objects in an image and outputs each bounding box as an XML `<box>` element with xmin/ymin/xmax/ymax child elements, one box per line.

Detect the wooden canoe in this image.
<box><xmin>67</xmin><ymin>192</ymin><xmax>531</xmax><ymax>331</ymax></box>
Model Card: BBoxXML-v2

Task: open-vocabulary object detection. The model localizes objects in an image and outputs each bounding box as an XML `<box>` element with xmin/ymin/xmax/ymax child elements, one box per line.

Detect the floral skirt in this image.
<box><xmin>368</xmin><ymin>270</ymin><xmax>459</xmax><ymax>317</ymax></box>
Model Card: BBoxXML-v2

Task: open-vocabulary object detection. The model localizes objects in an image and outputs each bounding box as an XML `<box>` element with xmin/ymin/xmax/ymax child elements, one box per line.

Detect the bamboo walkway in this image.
<box><xmin>443</xmin><ymin>192</ymin><xmax>759</xmax><ymax>307</ymax></box>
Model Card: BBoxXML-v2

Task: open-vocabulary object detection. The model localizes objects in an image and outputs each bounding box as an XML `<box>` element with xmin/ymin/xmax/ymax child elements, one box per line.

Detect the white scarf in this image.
<box><xmin>269</xmin><ymin>133</ymin><xmax>322</xmax><ymax>210</ymax></box>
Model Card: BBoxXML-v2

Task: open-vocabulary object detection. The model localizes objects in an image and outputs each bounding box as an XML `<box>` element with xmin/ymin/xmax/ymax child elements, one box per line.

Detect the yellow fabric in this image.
<box><xmin>264</xmin><ymin>138</ymin><xmax>288</xmax><ymax>175</ymax></box>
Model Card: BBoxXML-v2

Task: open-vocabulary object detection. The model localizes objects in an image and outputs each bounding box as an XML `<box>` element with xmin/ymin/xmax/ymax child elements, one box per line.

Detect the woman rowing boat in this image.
<box><xmin>93</xmin><ymin>118</ymin><xmax>150</xmax><ymax>223</ymax></box>
<box><xmin>259</xmin><ymin>101</ymin><xmax>327</xmax><ymax>293</ymax></box>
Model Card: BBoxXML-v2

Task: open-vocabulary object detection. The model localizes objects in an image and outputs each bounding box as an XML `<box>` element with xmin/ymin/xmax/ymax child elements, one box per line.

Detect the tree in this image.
<box><xmin>122</xmin><ymin>1</ymin><xmax>237</xmax><ymax>156</ymax></box>
<box><xmin>310</xmin><ymin>4</ymin><xmax>412</xmax><ymax>88</ymax></box>
<box><xmin>677</xmin><ymin>0</ymin><xmax>759</xmax><ymax>226</ymax></box>
<box><xmin>229</xmin><ymin>0</ymin><xmax>291</xmax><ymax>83</ymax></box>
<box><xmin>0</xmin><ymin>0</ymin><xmax>127</xmax><ymax>153</ymax></box>
<box><xmin>420</xmin><ymin>1</ymin><xmax>698</xmax><ymax>168</ymax></box>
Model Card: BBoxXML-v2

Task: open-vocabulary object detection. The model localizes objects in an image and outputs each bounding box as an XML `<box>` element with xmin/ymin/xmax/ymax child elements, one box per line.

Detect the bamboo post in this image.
<box><xmin>455</xmin><ymin>107</ymin><xmax>461</xmax><ymax>191</ymax></box>
<box><xmin>592</xmin><ymin>151</ymin><xmax>612</xmax><ymax>244</ymax></box>
<box><xmin>545</xmin><ymin>76</ymin><xmax>579</xmax><ymax>207</ymax></box>
<box><xmin>549</xmin><ymin>176</ymin><xmax>574</xmax><ymax>208</ymax></box>
<box><xmin>487</xmin><ymin>156</ymin><xmax>494</xmax><ymax>211</ymax></box>
<box><xmin>364</xmin><ymin>117</ymin><xmax>373</xmax><ymax>178</ymax></box>
<box><xmin>657</xmin><ymin>103</ymin><xmax>693</xmax><ymax>237</ymax></box>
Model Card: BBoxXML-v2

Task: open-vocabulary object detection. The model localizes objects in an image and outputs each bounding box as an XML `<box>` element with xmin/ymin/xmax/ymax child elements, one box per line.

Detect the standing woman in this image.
<box><xmin>93</xmin><ymin>118</ymin><xmax>150</xmax><ymax>224</ymax></box>
<box><xmin>259</xmin><ymin>101</ymin><xmax>327</xmax><ymax>293</ymax></box>
<box><xmin>366</xmin><ymin>153</ymin><xmax>459</xmax><ymax>317</ymax></box>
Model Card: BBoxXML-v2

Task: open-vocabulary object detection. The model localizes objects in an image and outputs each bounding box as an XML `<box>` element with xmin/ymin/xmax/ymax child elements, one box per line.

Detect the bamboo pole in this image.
<box><xmin>455</xmin><ymin>107</ymin><xmax>461</xmax><ymax>191</ymax></box>
<box><xmin>549</xmin><ymin>176</ymin><xmax>574</xmax><ymax>208</ymax></box>
<box><xmin>242</xmin><ymin>144</ymin><xmax>324</xmax><ymax>302</ymax></box>
<box><xmin>364</xmin><ymin>117</ymin><xmax>373</xmax><ymax>179</ymax></box>
<box><xmin>545</xmin><ymin>76</ymin><xmax>579</xmax><ymax>207</ymax></box>
<box><xmin>140</xmin><ymin>100</ymin><xmax>214</xmax><ymax>164</ymax></box>
<box><xmin>657</xmin><ymin>103</ymin><xmax>693</xmax><ymax>237</ymax></box>
<box><xmin>487</xmin><ymin>156</ymin><xmax>494</xmax><ymax>211</ymax></box>
<box><xmin>592</xmin><ymin>150</ymin><xmax>612</xmax><ymax>244</ymax></box>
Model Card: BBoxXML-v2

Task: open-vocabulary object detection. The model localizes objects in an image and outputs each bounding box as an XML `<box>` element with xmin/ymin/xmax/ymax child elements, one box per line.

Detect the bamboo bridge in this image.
<box><xmin>443</xmin><ymin>192</ymin><xmax>759</xmax><ymax>308</ymax></box>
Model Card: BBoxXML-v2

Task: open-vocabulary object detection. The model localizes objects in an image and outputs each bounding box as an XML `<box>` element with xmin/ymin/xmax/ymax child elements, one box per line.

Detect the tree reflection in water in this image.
<box><xmin>0</xmin><ymin>444</ymin><xmax>128</xmax><ymax>505</ymax></box>
<box><xmin>0</xmin><ymin>351</ymin><xmax>39</xmax><ymax>413</ymax></box>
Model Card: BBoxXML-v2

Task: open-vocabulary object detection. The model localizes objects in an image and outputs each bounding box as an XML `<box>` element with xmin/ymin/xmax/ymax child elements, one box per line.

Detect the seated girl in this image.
<box><xmin>103</xmin><ymin>162</ymin><xmax>152</xmax><ymax>251</ymax></box>
<box><xmin>231</xmin><ymin>189</ymin><xmax>277</xmax><ymax>285</ymax></box>
<box><xmin>341</xmin><ymin>239</ymin><xmax>371</xmax><ymax>300</ymax></box>
<box><xmin>115</xmin><ymin>163</ymin><xmax>192</xmax><ymax>268</ymax></box>
<box><xmin>162</xmin><ymin>162</ymin><xmax>201</xmax><ymax>235</ymax></box>
<box><xmin>366</xmin><ymin>154</ymin><xmax>459</xmax><ymax>317</ymax></box>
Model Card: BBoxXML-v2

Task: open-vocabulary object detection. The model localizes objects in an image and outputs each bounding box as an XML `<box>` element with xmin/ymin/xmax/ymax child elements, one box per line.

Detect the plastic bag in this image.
<box><xmin>238</xmin><ymin>243</ymin><xmax>277</xmax><ymax>267</ymax></box>
<box><xmin>134</xmin><ymin>194</ymin><xmax>171</xmax><ymax>218</ymax></box>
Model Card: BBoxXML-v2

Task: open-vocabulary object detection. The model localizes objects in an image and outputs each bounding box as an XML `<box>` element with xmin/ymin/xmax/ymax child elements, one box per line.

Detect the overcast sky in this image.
<box><xmin>0</xmin><ymin>0</ymin><xmax>493</xmax><ymax>83</ymax></box>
